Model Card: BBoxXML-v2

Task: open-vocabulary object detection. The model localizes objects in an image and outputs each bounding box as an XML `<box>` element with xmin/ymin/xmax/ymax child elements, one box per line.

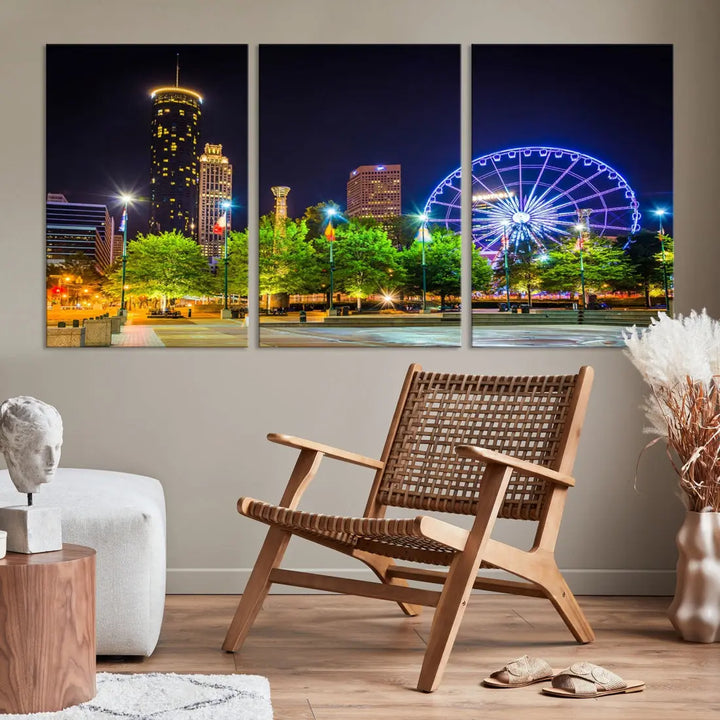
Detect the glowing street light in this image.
<box><xmin>222</xmin><ymin>199</ymin><xmax>232</xmax><ymax>314</ymax></box>
<box><xmin>118</xmin><ymin>193</ymin><xmax>134</xmax><ymax>317</ymax></box>
<box><xmin>574</xmin><ymin>222</ymin><xmax>588</xmax><ymax>310</ymax></box>
<box><xmin>654</xmin><ymin>208</ymin><xmax>671</xmax><ymax>312</ymax></box>
<box><xmin>417</xmin><ymin>214</ymin><xmax>431</xmax><ymax>312</ymax></box>
<box><xmin>501</xmin><ymin>221</ymin><xmax>511</xmax><ymax>312</ymax></box>
<box><xmin>324</xmin><ymin>207</ymin><xmax>338</xmax><ymax>313</ymax></box>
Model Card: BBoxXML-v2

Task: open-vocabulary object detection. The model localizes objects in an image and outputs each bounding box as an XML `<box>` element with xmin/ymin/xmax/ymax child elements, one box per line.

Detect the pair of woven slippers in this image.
<box><xmin>483</xmin><ymin>655</ymin><xmax>645</xmax><ymax>698</ymax></box>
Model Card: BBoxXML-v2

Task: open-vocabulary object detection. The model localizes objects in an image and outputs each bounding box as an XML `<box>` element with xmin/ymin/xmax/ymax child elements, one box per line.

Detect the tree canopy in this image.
<box><xmin>493</xmin><ymin>247</ymin><xmax>545</xmax><ymax>305</ymax></box>
<box><xmin>225</xmin><ymin>230</ymin><xmax>249</xmax><ymax>297</ymax></box>
<box><xmin>258</xmin><ymin>215</ymin><xmax>320</xmax><ymax>297</ymax></box>
<box><xmin>402</xmin><ymin>229</ymin><xmax>491</xmax><ymax>306</ymax></box>
<box><xmin>106</xmin><ymin>231</ymin><xmax>213</xmax><ymax>308</ymax></box>
<box><xmin>314</xmin><ymin>221</ymin><xmax>403</xmax><ymax>308</ymax></box>
<box><xmin>540</xmin><ymin>235</ymin><xmax>638</xmax><ymax>297</ymax></box>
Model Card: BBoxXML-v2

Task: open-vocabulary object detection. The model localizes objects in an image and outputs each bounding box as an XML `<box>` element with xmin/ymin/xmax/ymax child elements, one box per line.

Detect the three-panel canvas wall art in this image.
<box><xmin>45</xmin><ymin>44</ymin><xmax>673</xmax><ymax>349</ymax></box>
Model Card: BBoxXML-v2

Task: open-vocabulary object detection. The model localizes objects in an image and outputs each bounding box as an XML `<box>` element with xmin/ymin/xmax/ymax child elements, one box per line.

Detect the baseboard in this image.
<box><xmin>166</xmin><ymin>567</ymin><xmax>675</xmax><ymax>596</ymax></box>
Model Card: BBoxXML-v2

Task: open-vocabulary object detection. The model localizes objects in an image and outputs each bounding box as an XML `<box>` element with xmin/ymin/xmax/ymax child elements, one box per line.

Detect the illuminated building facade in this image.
<box><xmin>346</xmin><ymin>164</ymin><xmax>401</xmax><ymax>220</ymax></box>
<box><xmin>198</xmin><ymin>143</ymin><xmax>232</xmax><ymax>258</ymax></box>
<box><xmin>46</xmin><ymin>194</ymin><xmax>113</xmax><ymax>266</ymax></box>
<box><xmin>149</xmin><ymin>85</ymin><xmax>202</xmax><ymax>236</ymax></box>
<box><xmin>95</xmin><ymin>229</ymin><xmax>122</xmax><ymax>273</ymax></box>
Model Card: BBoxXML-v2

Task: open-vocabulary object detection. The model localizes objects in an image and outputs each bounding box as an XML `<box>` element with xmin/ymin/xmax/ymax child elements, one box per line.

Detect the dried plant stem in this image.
<box><xmin>655</xmin><ymin>377</ymin><xmax>720</xmax><ymax>512</ymax></box>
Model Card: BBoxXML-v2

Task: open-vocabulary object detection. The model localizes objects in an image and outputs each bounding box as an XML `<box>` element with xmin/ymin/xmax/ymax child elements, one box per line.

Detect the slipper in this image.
<box><xmin>483</xmin><ymin>655</ymin><xmax>557</xmax><ymax>688</ymax></box>
<box><xmin>541</xmin><ymin>662</ymin><xmax>645</xmax><ymax>698</ymax></box>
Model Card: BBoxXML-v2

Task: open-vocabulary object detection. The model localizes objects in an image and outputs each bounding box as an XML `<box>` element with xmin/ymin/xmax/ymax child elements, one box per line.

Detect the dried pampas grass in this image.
<box><xmin>624</xmin><ymin>310</ymin><xmax>720</xmax><ymax>512</ymax></box>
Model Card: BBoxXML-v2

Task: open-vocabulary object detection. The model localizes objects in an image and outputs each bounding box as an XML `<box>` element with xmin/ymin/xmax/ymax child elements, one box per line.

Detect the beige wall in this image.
<box><xmin>1</xmin><ymin>0</ymin><xmax>718</xmax><ymax>594</ymax></box>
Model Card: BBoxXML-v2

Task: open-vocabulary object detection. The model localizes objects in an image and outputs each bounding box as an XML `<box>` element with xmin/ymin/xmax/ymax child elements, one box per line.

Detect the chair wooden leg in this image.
<box><xmin>416</xmin><ymin>463</ymin><xmax>513</xmax><ymax>692</ymax></box>
<box><xmin>416</xmin><ymin>554</ymin><xmax>477</xmax><ymax>692</ymax></box>
<box><xmin>540</xmin><ymin>565</ymin><xmax>595</xmax><ymax>644</ymax></box>
<box><xmin>354</xmin><ymin>551</ymin><xmax>422</xmax><ymax>617</ymax></box>
<box><xmin>222</xmin><ymin>527</ymin><xmax>291</xmax><ymax>652</ymax></box>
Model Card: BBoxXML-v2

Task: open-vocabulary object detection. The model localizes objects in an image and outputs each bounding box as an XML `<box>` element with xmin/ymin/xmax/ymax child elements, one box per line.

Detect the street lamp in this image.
<box><xmin>118</xmin><ymin>193</ymin><xmax>134</xmax><ymax>317</ymax></box>
<box><xmin>574</xmin><ymin>222</ymin><xmax>587</xmax><ymax>310</ymax></box>
<box><xmin>654</xmin><ymin>209</ymin><xmax>671</xmax><ymax>312</ymax></box>
<box><xmin>501</xmin><ymin>221</ymin><xmax>511</xmax><ymax>311</ymax></box>
<box><xmin>417</xmin><ymin>214</ymin><xmax>431</xmax><ymax>312</ymax></box>
<box><xmin>324</xmin><ymin>207</ymin><xmax>337</xmax><ymax>314</ymax></box>
<box><xmin>222</xmin><ymin>200</ymin><xmax>232</xmax><ymax>316</ymax></box>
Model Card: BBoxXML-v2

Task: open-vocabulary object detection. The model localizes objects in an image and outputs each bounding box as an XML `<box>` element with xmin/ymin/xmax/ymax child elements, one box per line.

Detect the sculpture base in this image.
<box><xmin>0</xmin><ymin>506</ymin><xmax>62</xmax><ymax>554</ymax></box>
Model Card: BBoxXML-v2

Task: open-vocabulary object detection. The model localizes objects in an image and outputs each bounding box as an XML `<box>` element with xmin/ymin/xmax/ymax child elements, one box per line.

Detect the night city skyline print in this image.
<box><xmin>467</xmin><ymin>44</ymin><xmax>673</xmax><ymax>348</ymax></box>
<box><xmin>258</xmin><ymin>44</ymin><xmax>462</xmax><ymax>348</ymax></box>
<box><xmin>45</xmin><ymin>44</ymin><xmax>249</xmax><ymax>348</ymax></box>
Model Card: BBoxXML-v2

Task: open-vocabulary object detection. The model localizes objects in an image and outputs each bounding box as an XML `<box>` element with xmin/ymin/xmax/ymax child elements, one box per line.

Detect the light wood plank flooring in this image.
<box><xmin>98</xmin><ymin>595</ymin><xmax>719</xmax><ymax>719</ymax></box>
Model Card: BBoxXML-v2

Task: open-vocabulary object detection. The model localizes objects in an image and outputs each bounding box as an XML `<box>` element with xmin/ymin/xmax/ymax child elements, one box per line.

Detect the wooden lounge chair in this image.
<box><xmin>223</xmin><ymin>364</ymin><xmax>595</xmax><ymax>692</ymax></box>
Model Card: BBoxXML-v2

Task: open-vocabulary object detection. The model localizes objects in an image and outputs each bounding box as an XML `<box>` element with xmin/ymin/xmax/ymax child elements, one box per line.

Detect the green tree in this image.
<box><xmin>652</xmin><ymin>233</ymin><xmax>674</xmax><ymax>304</ymax></box>
<box><xmin>104</xmin><ymin>231</ymin><xmax>213</xmax><ymax>309</ymax></box>
<box><xmin>258</xmin><ymin>215</ymin><xmax>319</xmax><ymax>301</ymax></box>
<box><xmin>625</xmin><ymin>231</ymin><xmax>665</xmax><ymax>308</ymax></box>
<box><xmin>225</xmin><ymin>229</ymin><xmax>249</xmax><ymax>297</ymax></box>
<box><xmin>380</xmin><ymin>214</ymin><xmax>423</xmax><ymax>248</ymax></box>
<box><xmin>540</xmin><ymin>235</ymin><xmax>638</xmax><ymax>300</ymax></box>
<box><xmin>315</xmin><ymin>221</ymin><xmax>403</xmax><ymax>309</ymax></box>
<box><xmin>302</xmin><ymin>201</ymin><xmax>343</xmax><ymax>240</ymax></box>
<box><xmin>401</xmin><ymin>229</ymin><xmax>491</xmax><ymax>308</ymax></box>
<box><xmin>47</xmin><ymin>253</ymin><xmax>103</xmax><ymax>302</ymax></box>
<box><xmin>471</xmin><ymin>244</ymin><xmax>494</xmax><ymax>295</ymax></box>
<box><xmin>493</xmin><ymin>248</ymin><xmax>545</xmax><ymax>307</ymax></box>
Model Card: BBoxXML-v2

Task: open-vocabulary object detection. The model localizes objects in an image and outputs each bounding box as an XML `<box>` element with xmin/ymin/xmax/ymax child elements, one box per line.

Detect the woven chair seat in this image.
<box><xmin>239</xmin><ymin>498</ymin><xmax>459</xmax><ymax>566</ymax></box>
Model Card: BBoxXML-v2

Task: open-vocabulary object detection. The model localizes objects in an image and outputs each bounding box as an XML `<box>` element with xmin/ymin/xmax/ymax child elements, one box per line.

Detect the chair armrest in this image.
<box><xmin>455</xmin><ymin>445</ymin><xmax>575</xmax><ymax>487</ymax></box>
<box><xmin>267</xmin><ymin>433</ymin><xmax>384</xmax><ymax>470</ymax></box>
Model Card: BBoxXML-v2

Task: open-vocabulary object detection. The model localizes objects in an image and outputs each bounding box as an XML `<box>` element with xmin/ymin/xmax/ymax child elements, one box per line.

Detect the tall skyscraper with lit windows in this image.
<box><xmin>198</xmin><ymin>143</ymin><xmax>232</xmax><ymax>258</ymax></box>
<box><xmin>346</xmin><ymin>164</ymin><xmax>402</xmax><ymax>220</ymax></box>
<box><xmin>149</xmin><ymin>83</ymin><xmax>202</xmax><ymax>236</ymax></box>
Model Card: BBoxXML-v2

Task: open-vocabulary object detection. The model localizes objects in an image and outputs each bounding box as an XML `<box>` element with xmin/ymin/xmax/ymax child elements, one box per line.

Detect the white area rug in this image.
<box><xmin>2</xmin><ymin>673</ymin><xmax>272</xmax><ymax>719</ymax></box>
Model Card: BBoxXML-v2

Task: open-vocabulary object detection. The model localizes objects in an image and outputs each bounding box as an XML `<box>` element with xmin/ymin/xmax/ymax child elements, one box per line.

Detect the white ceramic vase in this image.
<box><xmin>668</xmin><ymin>510</ymin><xmax>720</xmax><ymax>642</ymax></box>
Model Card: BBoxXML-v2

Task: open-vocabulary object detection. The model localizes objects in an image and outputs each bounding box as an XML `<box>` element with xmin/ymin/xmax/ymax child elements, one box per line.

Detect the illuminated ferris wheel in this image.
<box><xmin>424</xmin><ymin>146</ymin><xmax>641</xmax><ymax>257</ymax></box>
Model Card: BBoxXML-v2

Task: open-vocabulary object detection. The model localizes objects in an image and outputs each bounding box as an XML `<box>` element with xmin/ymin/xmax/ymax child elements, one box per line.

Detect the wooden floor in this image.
<box><xmin>98</xmin><ymin>594</ymin><xmax>719</xmax><ymax>719</ymax></box>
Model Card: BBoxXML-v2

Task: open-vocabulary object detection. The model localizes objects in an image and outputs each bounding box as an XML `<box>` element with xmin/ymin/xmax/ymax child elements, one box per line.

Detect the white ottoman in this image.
<box><xmin>0</xmin><ymin>468</ymin><xmax>166</xmax><ymax>656</ymax></box>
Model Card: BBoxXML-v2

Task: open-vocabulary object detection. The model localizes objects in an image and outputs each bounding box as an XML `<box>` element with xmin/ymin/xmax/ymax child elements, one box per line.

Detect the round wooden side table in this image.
<box><xmin>0</xmin><ymin>544</ymin><xmax>96</xmax><ymax>713</ymax></box>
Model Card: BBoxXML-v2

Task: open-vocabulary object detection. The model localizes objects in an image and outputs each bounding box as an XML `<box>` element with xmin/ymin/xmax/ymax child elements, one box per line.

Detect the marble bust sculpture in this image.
<box><xmin>0</xmin><ymin>396</ymin><xmax>63</xmax><ymax>496</ymax></box>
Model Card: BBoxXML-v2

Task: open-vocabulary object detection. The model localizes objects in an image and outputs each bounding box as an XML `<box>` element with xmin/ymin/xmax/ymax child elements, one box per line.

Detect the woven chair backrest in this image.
<box><xmin>377</xmin><ymin>370</ymin><xmax>581</xmax><ymax>521</ymax></box>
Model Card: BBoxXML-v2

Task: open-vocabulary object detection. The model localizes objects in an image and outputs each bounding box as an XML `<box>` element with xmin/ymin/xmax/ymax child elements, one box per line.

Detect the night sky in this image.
<box><xmin>46</xmin><ymin>44</ymin><xmax>249</xmax><ymax>234</ymax></box>
<box><xmin>46</xmin><ymin>44</ymin><xmax>672</xmax><ymax>237</ymax></box>
<box><xmin>259</xmin><ymin>45</ymin><xmax>460</xmax><ymax>218</ymax></box>
<box><xmin>472</xmin><ymin>44</ymin><xmax>673</xmax><ymax>232</ymax></box>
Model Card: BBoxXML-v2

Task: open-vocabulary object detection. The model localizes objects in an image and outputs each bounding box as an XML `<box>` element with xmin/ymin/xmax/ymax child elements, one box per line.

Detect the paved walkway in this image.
<box><xmin>260</xmin><ymin>325</ymin><xmax>461</xmax><ymax>347</ymax></box>
<box><xmin>108</xmin><ymin>319</ymin><xmax>624</xmax><ymax>348</ymax></box>
<box><xmin>472</xmin><ymin>325</ymin><xmax>625</xmax><ymax>347</ymax></box>
<box><xmin>112</xmin><ymin>320</ymin><xmax>248</xmax><ymax>347</ymax></box>
<box><xmin>260</xmin><ymin>324</ymin><xmax>625</xmax><ymax>347</ymax></box>
<box><xmin>112</xmin><ymin>325</ymin><xmax>165</xmax><ymax>347</ymax></box>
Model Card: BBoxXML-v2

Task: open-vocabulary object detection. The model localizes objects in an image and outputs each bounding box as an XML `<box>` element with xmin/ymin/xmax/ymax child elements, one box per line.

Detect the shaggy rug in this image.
<box><xmin>2</xmin><ymin>673</ymin><xmax>272</xmax><ymax>719</ymax></box>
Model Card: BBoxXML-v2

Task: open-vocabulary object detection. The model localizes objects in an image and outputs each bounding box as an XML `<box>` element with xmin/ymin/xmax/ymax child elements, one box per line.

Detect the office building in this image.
<box><xmin>95</xmin><ymin>228</ymin><xmax>122</xmax><ymax>273</ymax></box>
<box><xmin>46</xmin><ymin>194</ymin><xmax>113</xmax><ymax>266</ymax></box>
<box><xmin>198</xmin><ymin>143</ymin><xmax>232</xmax><ymax>258</ymax></box>
<box><xmin>346</xmin><ymin>164</ymin><xmax>401</xmax><ymax>220</ymax></box>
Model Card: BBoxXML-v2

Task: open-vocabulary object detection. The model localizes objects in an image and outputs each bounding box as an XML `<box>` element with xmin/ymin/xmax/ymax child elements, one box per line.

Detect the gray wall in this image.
<box><xmin>1</xmin><ymin>0</ymin><xmax>718</xmax><ymax>594</ymax></box>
